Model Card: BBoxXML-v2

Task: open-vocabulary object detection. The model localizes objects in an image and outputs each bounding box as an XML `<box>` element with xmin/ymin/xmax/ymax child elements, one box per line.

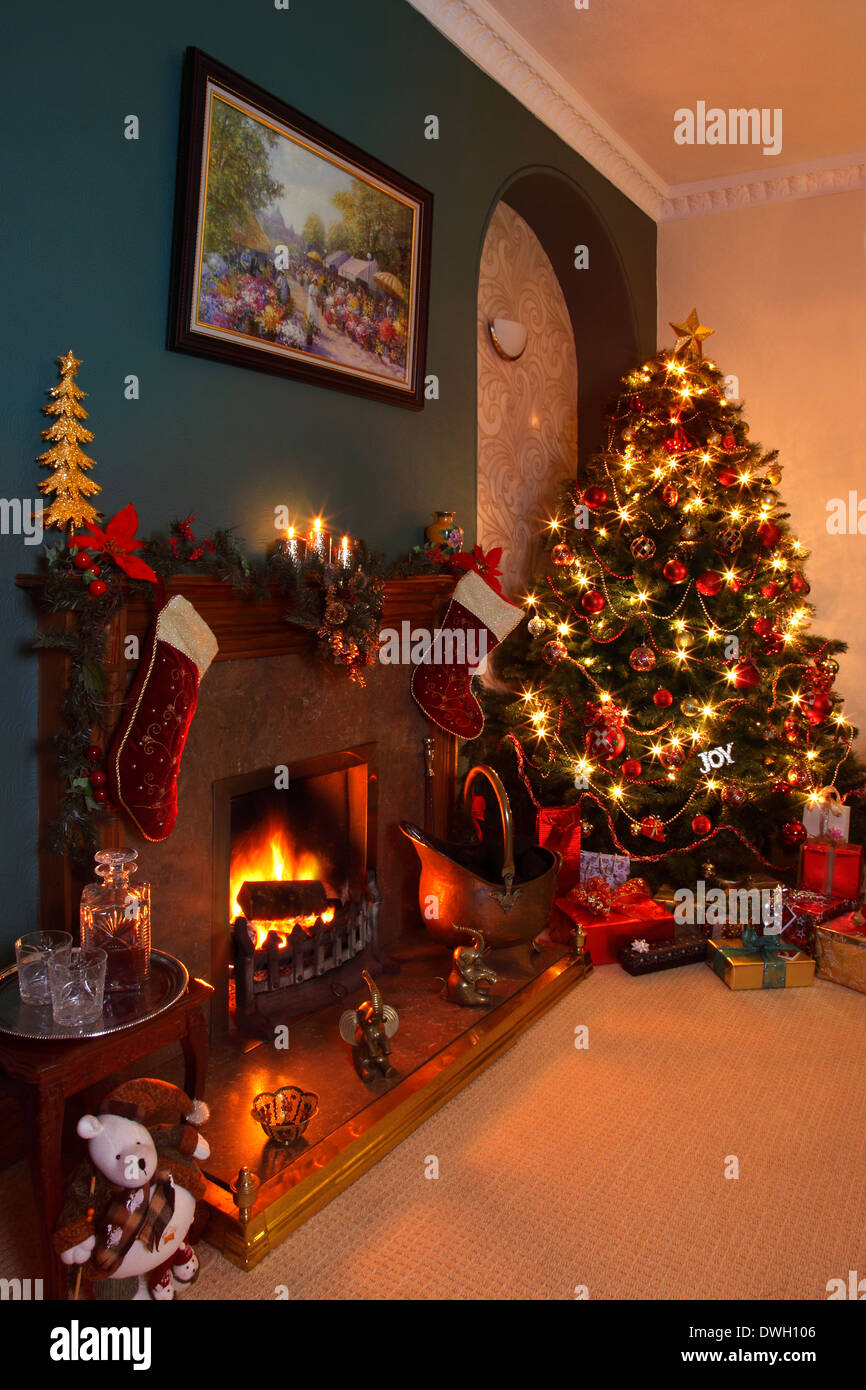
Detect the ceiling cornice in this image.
<box><xmin>408</xmin><ymin>0</ymin><xmax>866</xmax><ymax>221</ymax></box>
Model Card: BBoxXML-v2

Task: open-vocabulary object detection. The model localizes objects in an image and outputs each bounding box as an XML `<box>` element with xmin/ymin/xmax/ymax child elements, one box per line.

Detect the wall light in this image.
<box><xmin>488</xmin><ymin>317</ymin><xmax>528</xmax><ymax>361</ymax></box>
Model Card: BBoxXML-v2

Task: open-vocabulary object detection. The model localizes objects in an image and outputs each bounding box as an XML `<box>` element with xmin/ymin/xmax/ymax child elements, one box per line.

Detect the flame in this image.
<box><xmin>230</xmin><ymin>813</ymin><xmax>334</xmax><ymax>948</ymax></box>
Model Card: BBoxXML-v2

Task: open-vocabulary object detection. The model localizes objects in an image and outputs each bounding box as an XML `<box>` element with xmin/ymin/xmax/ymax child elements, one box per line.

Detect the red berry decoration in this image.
<box><xmin>771</xmin><ymin>778</ymin><xmax>793</xmax><ymax>797</ymax></box>
<box><xmin>757</xmin><ymin>521</ymin><xmax>782</xmax><ymax>548</ymax></box>
<box><xmin>752</xmin><ymin>617</ymin><xmax>774</xmax><ymax>638</ymax></box>
<box><xmin>88</xmin><ymin>580</ymin><xmax>107</xmax><ymax>597</ymax></box>
<box><xmin>630</xmin><ymin>395</ymin><xmax>644</xmax><ymax>412</ymax></box>
<box><xmin>89</xmin><ymin>770</ymin><xmax>107</xmax><ymax>787</ymax></box>
<box><xmin>760</xmin><ymin>582</ymin><xmax>781</xmax><ymax>599</ymax></box>
<box><xmin>663</xmin><ymin>558</ymin><xmax>688</xmax><ymax>584</ymax></box>
<box><xmin>653</xmin><ymin>688</ymin><xmax>673</xmax><ymax>708</ymax></box>
<box><xmin>763</xmin><ymin>633</ymin><xmax>784</xmax><ymax>654</ymax></box>
<box><xmin>73</xmin><ymin>551</ymin><xmax>92</xmax><ymax>570</ymax></box>
<box><xmin>788</xmin><ymin>572</ymin><xmax>810</xmax><ymax>594</ymax></box>
<box><xmin>85</xmin><ymin>745</ymin><xmax>102</xmax><ymax>763</ymax></box>
<box><xmin>583</xmin><ymin>486</ymin><xmax>608</xmax><ymax>510</ymax></box>
<box><xmin>581</xmin><ymin>590</ymin><xmax>605</xmax><ymax>615</ymax></box>
<box><xmin>691</xmin><ymin>813</ymin><xmax>712</xmax><ymax>836</ymax></box>
<box><xmin>661</xmin><ymin>484</ymin><xmax>679</xmax><ymax>507</ymax></box>
<box><xmin>640</xmin><ymin>816</ymin><xmax>665</xmax><ymax>841</ymax></box>
<box><xmin>663</xmin><ymin>427</ymin><xmax>690</xmax><ymax>455</ymax></box>
<box><xmin>732</xmin><ymin>661</ymin><xmax>761</xmax><ymax>691</ymax></box>
<box><xmin>716</xmin><ymin>467</ymin><xmax>738</xmax><ymax>487</ymax></box>
<box><xmin>621</xmin><ymin>759</ymin><xmax>643</xmax><ymax>781</ymax></box>
<box><xmin>781</xmin><ymin>821</ymin><xmax>807</xmax><ymax>849</ymax></box>
<box><xmin>722</xmin><ymin>433</ymin><xmax>737</xmax><ymax>452</ymax></box>
<box><xmin>696</xmin><ymin>571</ymin><xmax>723</xmax><ymax>597</ymax></box>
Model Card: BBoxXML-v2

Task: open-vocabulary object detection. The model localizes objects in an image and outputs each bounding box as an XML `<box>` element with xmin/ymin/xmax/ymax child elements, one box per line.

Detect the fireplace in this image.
<box><xmin>214</xmin><ymin>745</ymin><xmax>382</xmax><ymax>1034</ymax></box>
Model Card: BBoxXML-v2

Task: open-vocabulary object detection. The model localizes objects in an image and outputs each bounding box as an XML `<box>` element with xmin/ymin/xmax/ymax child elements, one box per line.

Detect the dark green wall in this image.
<box><xmin>0</xmin><ymin>0</ymin><xmax>656</xmax><ymax>946</ymax></box>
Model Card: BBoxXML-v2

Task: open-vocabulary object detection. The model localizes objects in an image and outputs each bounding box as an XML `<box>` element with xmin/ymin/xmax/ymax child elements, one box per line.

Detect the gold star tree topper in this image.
<box><xmin>37</xmin><ymin>350</ymin><xmax>102</xmax><ymax>534</ymax></box>
<box><xmin>669</xmin><ymin>309</ymin><xmax>715</xmax><ymax>359</ymax></box>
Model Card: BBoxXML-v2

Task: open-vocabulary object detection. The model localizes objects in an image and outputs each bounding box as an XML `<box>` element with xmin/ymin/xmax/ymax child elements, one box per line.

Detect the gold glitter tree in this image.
<box><xmin>38</xmin><ymin>350</ymin><xmax>102</xmax><ymax>534</ymax></box>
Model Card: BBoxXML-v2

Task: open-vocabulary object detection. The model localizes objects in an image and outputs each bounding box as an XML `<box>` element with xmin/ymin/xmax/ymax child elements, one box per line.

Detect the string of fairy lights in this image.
<box><xmin>511</xmin><ymin>314</ymin><xmax>854</xmax><ymax>852</ymax></box>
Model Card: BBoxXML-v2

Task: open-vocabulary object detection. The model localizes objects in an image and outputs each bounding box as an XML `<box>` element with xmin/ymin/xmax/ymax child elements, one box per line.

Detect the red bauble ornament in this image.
<box><xmin>628</xmin><ymin>644</ymin><xmax>656</xmax><ymax>672</ymax></box>
<box><xmin>716</xmin><ymin>467</ymin><xmax>738</xmax><ymax>487</ymax></box>
<box><xmin>542</xmin><ymin>639</ymin><xmax>567</xmax><ymax>665</ymax></box>
<box><xmin>691</xmin><ymin>813</ymin><xmax>712</xmax><ymax>836</ymax></box>
<box><xmin>630</xmin><ymin>395</ymin><xmax>644</xmax><ymax>412</ymax></box>
<box><xmin>788</xmin><ymin>572</ymin><xmax>810</xmax><ymax>594</ymax></box>
<box><xmin>640</xmin><ymin>816</ymin><xmax>665</xmax><ymax>841</ymax></box>
<box><xmin>781</xmin><ymin>821</ymin><xmax>807</xmax><ymax>849</ymax></box>
<box><xmin>771</xmin><ymin>778</ymin><xmax>793</xmax><ymax>797</ymax></box>
<box><xmin>763</xmin><ymin>633</ymin><xmax>784</xmax><ymax>654</ymax></box>
<box><xmin>85</xmin><ymin>745</ymin><xmax>102</xmax><ymax>763</ymax></box>
<box><xmin>581</xmin><ymin>590</ymin><xmax>605</xmax><ymax>614</ymax></box>
<box><xmin>660</xmin><ymin>743</ymin><xmax>686</xmax><ymax>770</ymax></box>
<box><xmin>661</xmin><ymin>484</ymin><xmax>679</xmax><ymax>507</ymax></box>
<box><xmin>757</xmin><ymin>522</ymin><xmax>782</xmax><ymax>548</ymax></box>
<box><xmin>73</xmin><ymin>551</ymin><xmax>92</xmax><ymax>570</ymax></box>
<box><xmin>786</xmin><ymin>765</ymin><xmax>809</xmax><ymax>789</ymax></box>
<box><xmin>551</xmin><ymin>543</ymin><xmax>574</xmax><ymax>567</ymax></box>
<box><xmin>653</xmin><ymin>688</ymin><xmax>673</xmax><ymax>708</ymax></box>
<box><xmin>583</xmin><ymin>486</ymin><xmax>608</xmax><ymax>510</ymax></box>
<box><xmin>752</xmin><ymin>618</ymin><xmax>774</xmax><ymax>638</ymax></box>
<box><xmin>721</xmin><ymin>781</ymin><xmax>749</xmax><ymax>808</ymax></box>
<box><xmin>92</xmin><ymin>788</ymin><xmax>109</xmax><ymax>804</ymax></box>
<box><xmin>722</xmin><ymin>433</ymin><xmax>737</xmax><ymax>452</ymax></box>
<box><xmin>621</xmin><ymin>759</ymin><xmax>643</xmax><ymax>781</ymax></box>
<box><xmin>585</xmin><ymin>723</ymin><xmax>626</xmax><ymax>762</ymax></box>
<box><xmin>88</xmin><ymin>580</ymin><xmax>107</xmax><ymax>597</ymax></box>
<box><xmin>760</xmin><ymin>582</ymin><xmax>781</xmax><ymax>599</ymax></box>
<box><xmin>732</xmin><ymin>661</ymin><xmax>760</xmax><ymax>690</ymax></box>
<box><xmin>802</xmin><ymin>693</ymin><xmax>833</xmax><ymax>726</ymax></box>
<box><xmin>663</xmin><ymin>558</ymin><xmax>688</xmax><ymax>584</ymax></box>
<box><xmin>696</xmin><ymin>570</ymin><xmax>723</xmax><ymax>597</ymax></box>
<box><xmin>89</xmin><ymin>770</ymin><xmax>107</xmax><ymax>788</ymax></box>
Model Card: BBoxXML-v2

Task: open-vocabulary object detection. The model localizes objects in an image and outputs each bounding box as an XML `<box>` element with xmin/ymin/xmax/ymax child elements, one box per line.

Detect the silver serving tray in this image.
<box><xmin>0</xmin><ymin>950</ymin><xmax>189</xmax><ymax>1040</ymax></box>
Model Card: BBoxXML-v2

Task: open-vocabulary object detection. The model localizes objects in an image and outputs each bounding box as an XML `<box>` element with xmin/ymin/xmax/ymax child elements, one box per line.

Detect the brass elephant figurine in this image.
<box><xmin>442</xmin><ymin>927</ymin><xmax>499</xmax><ymax>1008</ymax></box>
<box><xmin>339</xmin><ymin>971</ymin><xmax>399</xmax><ymax>1082</ymax></box>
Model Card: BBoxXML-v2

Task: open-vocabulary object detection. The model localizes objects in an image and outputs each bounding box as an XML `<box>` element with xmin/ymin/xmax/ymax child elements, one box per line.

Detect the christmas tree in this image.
<box><xmin>486</xmin><ymin>311</ymin><xmax>864</xmax><ymax>882</ymax></box>
<box><xmin>38</xmin><ymin>350</ymin><xmax>102</xmax><ymax>534</ymax></box>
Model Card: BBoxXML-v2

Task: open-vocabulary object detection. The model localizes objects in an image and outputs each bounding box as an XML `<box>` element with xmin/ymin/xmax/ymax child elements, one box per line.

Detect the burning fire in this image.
<box><xmin>230</xmin><ymin>815</ymin><xmax>334</xmax><ymax>948</ymax></box>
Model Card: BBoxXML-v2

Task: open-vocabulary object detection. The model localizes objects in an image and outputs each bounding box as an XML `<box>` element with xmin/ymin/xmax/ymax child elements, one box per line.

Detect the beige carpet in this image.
<box><xmin>3</xmin><ymin>963</ymin><xmax>865</xmax><ymax>1300</ymax></box>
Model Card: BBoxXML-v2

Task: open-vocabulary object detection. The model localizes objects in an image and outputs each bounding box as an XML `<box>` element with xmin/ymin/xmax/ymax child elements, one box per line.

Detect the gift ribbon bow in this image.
<box><xmin>718</xmin><ymin>928</ymin><xmax>801</xmax><ymax>989</ymax></box>
<box><xmin>568</xmin><ymin>875</ymin><xmax>652</xmax><ymax>918</ymax></box>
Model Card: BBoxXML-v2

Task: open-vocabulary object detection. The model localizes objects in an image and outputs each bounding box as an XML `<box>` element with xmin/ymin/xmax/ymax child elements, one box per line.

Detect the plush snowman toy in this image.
<box><xmin>55</xmin><ymin>1079</ymin><xmax>210</xmax><ymax>1301</ymax></box>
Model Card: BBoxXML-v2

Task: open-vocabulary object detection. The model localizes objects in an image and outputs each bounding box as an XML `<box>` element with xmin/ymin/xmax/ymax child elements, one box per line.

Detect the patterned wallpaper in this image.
<box><xmin>477</xmin><ymin>201</ymin><xmax>578</xmax><ymax>601</ymax></box>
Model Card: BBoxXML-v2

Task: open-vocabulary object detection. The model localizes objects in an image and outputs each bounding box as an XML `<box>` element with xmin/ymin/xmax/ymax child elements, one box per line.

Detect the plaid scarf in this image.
<box><xmin>92</xmin><ymin>1170</ymin><xmax>176</xmax><ymax>1276</ymax></box>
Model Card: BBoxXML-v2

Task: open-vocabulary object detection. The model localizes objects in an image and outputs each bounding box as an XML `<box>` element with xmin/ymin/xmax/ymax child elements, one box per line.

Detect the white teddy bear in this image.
<box><xmin>55</xmin><ymin>1079</ymin><xmax>210</xmax><ymax>1301</ymax></box>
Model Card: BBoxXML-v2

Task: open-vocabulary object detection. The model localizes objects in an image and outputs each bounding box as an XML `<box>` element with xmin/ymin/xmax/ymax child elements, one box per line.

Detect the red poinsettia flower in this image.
<box><xmin>69</xmin><ymin>504</ymin><xmax>158</xmax><ymax>583</ymax></box>
<box><xmin>449</xmin><ymin>544</ymin><xmax>504</xmax><ymax>593</ymax></box>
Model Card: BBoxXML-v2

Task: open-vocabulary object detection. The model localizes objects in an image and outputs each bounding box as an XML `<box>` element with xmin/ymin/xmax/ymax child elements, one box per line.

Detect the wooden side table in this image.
<box><xmin>0</xmin><ymin>975</ymin><xmax>212</xmax><ymax>1300</ymax></box>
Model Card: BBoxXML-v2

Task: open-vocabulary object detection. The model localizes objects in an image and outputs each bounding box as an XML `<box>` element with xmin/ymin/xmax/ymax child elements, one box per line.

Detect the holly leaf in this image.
<box><xmin>81</xmin><ymin>659</ymin><xmax>107</xmax><ymax>697</ymax></box>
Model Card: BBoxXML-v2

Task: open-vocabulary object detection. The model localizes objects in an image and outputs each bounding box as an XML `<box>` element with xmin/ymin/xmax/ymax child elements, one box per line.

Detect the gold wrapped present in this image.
<box><xmin>816</xmin><ymin>913</ymin><xmax>866</xmax><ymax>994</ymax></box>
<box><xmin>707</xmin><ymin>935</ymin><xmax>815</xmax><ymax>991</ymax></box>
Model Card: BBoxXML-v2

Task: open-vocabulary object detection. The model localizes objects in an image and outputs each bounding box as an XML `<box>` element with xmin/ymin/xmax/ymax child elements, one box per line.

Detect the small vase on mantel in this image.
<box><xmin>425</xmin><ymin>511</ymin><xmax>464</xmax><ymax>552</ymax></box>
<box><xmin>80</xmin><ymin>849</ymin><xmax>151</xmax><ymax>993</ymax></box>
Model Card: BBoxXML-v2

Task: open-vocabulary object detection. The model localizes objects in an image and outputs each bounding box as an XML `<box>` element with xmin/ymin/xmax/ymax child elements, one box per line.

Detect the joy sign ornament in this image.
<box><xmin>698</xmin><ymin>742</ymin><xmax>735</xmax><ymax>775</ymax></box>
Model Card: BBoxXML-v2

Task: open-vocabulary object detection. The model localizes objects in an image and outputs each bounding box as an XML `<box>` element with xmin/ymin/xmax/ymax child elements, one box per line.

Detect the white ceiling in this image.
<box><xmin>410</xmin><ymin>0</ymin><xmax>866</xmax><ymax>217</ymax></box>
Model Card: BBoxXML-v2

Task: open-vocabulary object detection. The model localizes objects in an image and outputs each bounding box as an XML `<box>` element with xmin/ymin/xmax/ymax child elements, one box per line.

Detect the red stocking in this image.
<box><xmin>410</xmin><ymin>569</ymin><xmax>522</xmax><ymax>739</ymax></box>
<box><xmin>109</xmin><ymin>595</ymin><xmax>218</xmax><ymax>841</ymax></box>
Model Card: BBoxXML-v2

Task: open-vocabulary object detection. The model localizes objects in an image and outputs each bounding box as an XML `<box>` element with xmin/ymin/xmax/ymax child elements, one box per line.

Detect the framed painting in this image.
<box><xmin>168</xmin><ymin>49</ymin><xmax>433</xmax><ymax>409</ymax></box>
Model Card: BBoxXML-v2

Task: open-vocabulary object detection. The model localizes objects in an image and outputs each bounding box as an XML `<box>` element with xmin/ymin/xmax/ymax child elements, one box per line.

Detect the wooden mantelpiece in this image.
<box><xmin>18</xmin><ymin>572</ymin><xmax>457</xmax><ymax>936</ymax></box>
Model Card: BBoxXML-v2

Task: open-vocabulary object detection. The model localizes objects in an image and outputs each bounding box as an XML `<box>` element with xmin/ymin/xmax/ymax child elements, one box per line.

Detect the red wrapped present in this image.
<box><xmin>779</xmin><ymin>886</ymin><xmax>861</xmax><ymax>955</ymax></box>
<box><xmin>799</xmin><ymin>840</ymin><xmax>862</xmax><ymax>899</ymax></box>
<box><xmin>536</xmin><ymin>806</ymin><xmax>582</xmax><ymax>895</ymax></box>
<box><xmin>549</xmin><ymin>876</ymin><xmax>676</xmax><ymax>965</ymax></box>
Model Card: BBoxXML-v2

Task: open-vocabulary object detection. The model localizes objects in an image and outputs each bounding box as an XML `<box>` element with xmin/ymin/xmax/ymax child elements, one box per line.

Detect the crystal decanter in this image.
<box><xmin>80</xmin><ymin>849</ymin><xmax>151</xmax><ymax>993</ymax></box>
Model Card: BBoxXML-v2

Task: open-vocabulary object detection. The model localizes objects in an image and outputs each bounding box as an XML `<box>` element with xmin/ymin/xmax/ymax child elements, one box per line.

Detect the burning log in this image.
<box><xmin>238</xmin><ymin>880</ymin><xmax>328</xmax><ymax>922</ymax></box>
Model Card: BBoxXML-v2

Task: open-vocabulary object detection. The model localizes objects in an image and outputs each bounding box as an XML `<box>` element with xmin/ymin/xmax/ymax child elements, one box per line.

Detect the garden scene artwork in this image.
<box><xmin>194</xmin><ymin>87</ymin><xmax>419</xmax><ymax>392</ymax></box>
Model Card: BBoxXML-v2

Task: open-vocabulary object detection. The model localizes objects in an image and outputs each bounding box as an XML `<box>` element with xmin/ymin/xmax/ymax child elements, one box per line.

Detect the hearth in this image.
<box><xmin>214</xmin><ymin>744</ymin><xmax>383</xmax><ymax>1035</ymax></box>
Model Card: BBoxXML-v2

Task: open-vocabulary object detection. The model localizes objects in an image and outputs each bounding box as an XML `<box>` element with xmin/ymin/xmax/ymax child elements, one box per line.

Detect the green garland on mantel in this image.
<box><xmin>32</xmin><ymin>514</ymin><xmax>454</xmax><ymax>870</ymax></box>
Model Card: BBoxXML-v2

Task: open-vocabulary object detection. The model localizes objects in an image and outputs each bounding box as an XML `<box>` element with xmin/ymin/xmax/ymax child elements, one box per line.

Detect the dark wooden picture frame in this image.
<box><xmin>168</xmin><ymin>49</ymin><xmax>433</xmax><ymax>409</ymax></box>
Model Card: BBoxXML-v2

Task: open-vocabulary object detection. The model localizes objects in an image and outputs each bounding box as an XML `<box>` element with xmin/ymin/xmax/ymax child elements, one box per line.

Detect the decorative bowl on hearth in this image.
<box><xmin>251</xmin><ymin>1085</ymin><xmax>319</xmax><ymax>1145</ymax></box>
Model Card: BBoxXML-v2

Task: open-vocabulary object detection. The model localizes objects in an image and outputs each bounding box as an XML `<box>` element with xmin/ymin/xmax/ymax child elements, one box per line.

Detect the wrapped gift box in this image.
<box><xmin>815</xmin><ymin>912</ymin><xmax>866</xmax><ymax>994</ymax></box>
<box><xmin>707</xmin><ymin>936</ymin><xmax>815</xmax><ymax>991</ymax></box>
<box><xmin>779</xmin><ymin>887</ymin><xmax>861</xmax><ymax>955</ymax></box>
<box><xmin>579</xmin><ymin>851</ymin><xmax>630</xmax><ymax>889</ymax></box>
<box><xmin>552</xmin><ymin>892</ymin><xmax>675</xmax><ymax>965</ymax></box>
<box><xmin>536</xmin><ymin>806</ymin><xmax>582</xmax><ymax>894</ymax></box>
<box><xmin>802</xmin><ymin>799</ymin><xmax>850</xmax><ymax>842</ymax></box>
<box><xmin>620</xmin><ymin>933</ymin><xmax>708</xmax><ymax>976</ymax></box>
<box><xmin>799</xmin><ymin>841</ymin><xmax>862</xmax><ymax>899</ymax></box>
